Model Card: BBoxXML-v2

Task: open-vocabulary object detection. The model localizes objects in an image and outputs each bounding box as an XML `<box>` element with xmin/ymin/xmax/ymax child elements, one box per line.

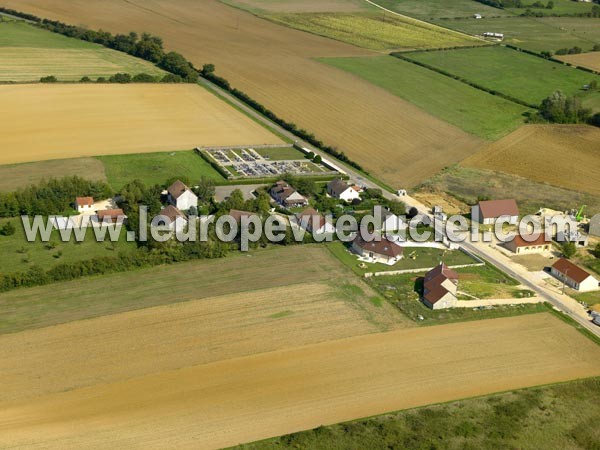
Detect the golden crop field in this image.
<box><xmin>221</xmin><ymin>0</ymin><xmax>367</xmax><ymax>12</ymax></box>
<box><xmin>463</xmin><ymin>125</ymin><xmax>600</xmax><ymax>196</ymax></box>
<box><xmin>557</xmin><ymin>51</ymin><xmax>600</xmax><ymax>72</ymax></box>
<box><xmin>0</xmin><ymin>84</ymin><xmax>282</xmax><ymax>165</ymax></box>
<box><xmin>1</xmin><ymin>314</ymin><xmax>599</xmax><ymax>449</ymax></box>
<box><xmin>1</xmin><ymin>0</ymin><xmax>483</xmax><ymax>187</ymax></box>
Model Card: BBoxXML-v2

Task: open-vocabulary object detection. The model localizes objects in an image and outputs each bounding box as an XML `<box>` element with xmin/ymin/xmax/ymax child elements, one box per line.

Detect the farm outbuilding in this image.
<box><xmin>474</xmin><ymin>199</ymin><xmax>519</xmax><ymax>225</ymax></box>
<box><xmin>505</xmin><ymin>233</ymin><xmax>551</xmax><ymax>255</ymax></box>
<box><xmin>550</xmin><ymin>258</ymin><xmax>599</xmax><ymax>292</ymax></box>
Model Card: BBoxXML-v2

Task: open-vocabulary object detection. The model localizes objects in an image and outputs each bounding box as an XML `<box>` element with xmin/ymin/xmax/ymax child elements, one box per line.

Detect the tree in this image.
<box><xmin>40</xmin><ymin>75</ymin><xmax>57</xmax><ymax>83</ymax></box>
<box><xmin>387</xmin><ymin>200</ymin><xmax>406</xmax><ymax>216</ymax></box>
<box><xmin>313</xmin><ymin>154</ymin><xmax>322</xmax><ymax>164</ymax></box>
<box><xmin>161</xmin><ymin>73</ymin><xmax>183</xmax><ymax>83</ymax></box>
<box><xmin>201</xmin><ymin>64</ymin><xmax>215</xmax><ymax>76</ymax></box>
<box><xmin>132</xmin><ymin>73</ymin><xmax>156</xmax><ymax>83</ymax></box>
<box><xmin>0</xmin><ymin>221</ymin><xmax>15</xmax><ymax>236</ymax></box>
<box><xmin>196</xmin><ymin>176</ymin><xmax>215</xmax><ymax>203</ymax></box>
<box><xmin>226</xmin><ymin>189</ymin><xmax>245</xmax><ymax>211</ymax></box>
<box><xmin>160</xmin><ymin>51</ymin><xmax>198</xmax><ymax>82</ymax></box>
<box><xmin>134</xmin><ymin>33</ymin><xmax>164</xmax><ymax>63</ymax></box>
<box><xmin>539</xmin><ymin>91</ymin><xmax>592</xmax><ymax>124</ymax></box>
<box><xmin>109</xmin><ymin>73</ymin><xmax>132</xmax><ymax>83</ymax></box>
<box><xmin>593</xmin><ymin>44</ymin><xmax>600</xmax><ymax>52</ymax></box>
<box><xmin>561</xmin><ymin>241</ymin><xmax>577</xmax><ymax>259</ymax></box>
<box><xmin>80</xmin><ymin>76</ymin><xmax>92</xmax><ymax>83</ymax></box>
<box><xmin>593</xmin><ymin>242</ymin><xmax>600</xmax><ymax>259</ymax></box>
<box><xmin>255</xmin><ymin>191</ymin><xmax>271</xmax><ymax>214</ymax></box>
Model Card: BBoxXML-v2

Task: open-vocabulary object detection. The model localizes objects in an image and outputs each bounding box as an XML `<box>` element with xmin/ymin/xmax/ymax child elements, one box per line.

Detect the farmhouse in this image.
<box><xmin>96</xmin><ymin>208</ymin><xmax>126</xmax><ymax>225</ymax></box>
<box><xmin>351</xmin><ymin>235</ymin><xmax>403</xmax><ymax>265</ymax></box>
<box><xmin>296</xmin><ymin>207</ymin><xmax>335</xmax><ymax>235</ymax></box>
<box><xmin>229</xmin><ymin>209</ymin><xmax>260</xmax><ymax>224</ymax></box>
<box><xmin>474</xmin><ymin>199</ymin><xmax>519</xmax><ymax>225</ymax></box>
<box><xmin>422</xmin><ymin>263</ymin><xmax>459</xmax><ymax>310</ymax></box>
<box><xmin>550</xmin><ymin>258</ymin><xmax>599</xmax><ymax>292</ymax></box>
<box><xmin>167</xmin><ymin>180</ymin><xmax>198</xmax><ymax>211</ymax></box>
<box><xmin>327</xmin><ymin>179</ymin><xmax>360</xmax><ymax>203</ymax></box>
<box><xmin>75</xmin><ymin>197</ymin><xmax>94</xmax><ymax>214</ymax></box>
<box><xmin>505</xmin><ymin>233</ymin><xmax>551</xmax><ymax>255</ymax></box>
<box><xmin>270</xmin><ymin>181</ymin><xmax>308</xmax><ymax>208</ymax></box>
<box><xmin>157</xmin><ymin>205</ymin><xmax>188</xmax><ymax>231</ymax></box>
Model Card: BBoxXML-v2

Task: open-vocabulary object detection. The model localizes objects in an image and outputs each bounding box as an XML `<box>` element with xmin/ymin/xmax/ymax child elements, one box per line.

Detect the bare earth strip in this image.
<box><xmin>1</xmin><ymin>314</ymin><xmax>599</xmax><ymax>449</ymax></box>
<box><xmin>0</xmin><ymin>83</ymin><xmax>282</xmax><ymax>165</ymax></box>
<box><xmin>0</xmin><ymin>0</ymin><xmax>483</xmax><ymax>187</ymax></box>
<box><xmin>463</xmin><ymin>125</ymin><xmax>600</xmax><ymax>197</ymax></box>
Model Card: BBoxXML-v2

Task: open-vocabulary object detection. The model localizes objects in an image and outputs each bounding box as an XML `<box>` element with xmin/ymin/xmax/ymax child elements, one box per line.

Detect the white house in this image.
<box><xmin>351</xmin><ymin>235</ymin><xmax>403</xmax><ymax>265</ymax></box>
<box><xmin>270</xmin><ymin>181</ymin><xmax>308</xmax><ymax>208</ymax></box>
<box><xmin>296</xmin><ymin>207</ymin><xmax>335</xmax><ymax>235</ymax></box>
<box><xmin>167</xmin><ymin>180</ymin><xmax>198</xmax><ymax>211</ymax></box>
<box><xmin>422</xmin><ymin>263</ymin><xmax>459</xmax><ymax>310</ymax></box>
<box><xmin>473</xmin><ymin>199</ymin><xmax>519</xmax><ymax>225</ymax></box>
<box><xmin>327</xmin><ymin>179</ymin><xmax>360</xmax><ymax>203</ymax></box>
<box><xmin>157</xmin><ymin>205</ymin><xmax>188</xmax><ymax>231</ymax></box>
<box><xmin>551</xmin><ymin>258</ymin><xmax>599</xmax><ymax>292</ymax></box>
<box><xmin>75</xmin><ymin>197</ymin><xmax>94</xmax><ymax>214</ymax></box>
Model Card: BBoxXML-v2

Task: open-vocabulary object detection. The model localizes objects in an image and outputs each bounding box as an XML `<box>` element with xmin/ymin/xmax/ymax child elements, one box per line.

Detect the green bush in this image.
<box><xmin>40</xmin><ymin>75</ymin><xmax>57</xmax><ymax>83</ymax></box>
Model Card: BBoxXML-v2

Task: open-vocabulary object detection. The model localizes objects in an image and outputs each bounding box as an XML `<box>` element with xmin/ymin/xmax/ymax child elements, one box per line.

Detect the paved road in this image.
<box><xmin>199</xmin><ymin>77</ymin><xmax>600</xmax><ymax>338</ymax></box>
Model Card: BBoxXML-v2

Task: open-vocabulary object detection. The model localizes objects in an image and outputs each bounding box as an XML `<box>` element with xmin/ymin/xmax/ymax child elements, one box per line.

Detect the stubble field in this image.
<box><xmin>1</xmin><ymin>314</ymin><xmax>600</xmax><ymax>449</ymax></box>
<box><xmin>463</xmin><ymin>125</ymin><xmax>600</xmax><ymax>197</ymax></box>
<box><xmin>0</xmin><ymin>83</ymin><xmax>283</xmax><ymax>165</ymax></box>
<box><xmin>0</xmin><ymin>0</ymin><xmax>484</xmax><ymax>187</ymax></box>
<box><xmin>558</xmin><ymin>51</ymin><xmax>600</xmax><ymax>73</ymax></box>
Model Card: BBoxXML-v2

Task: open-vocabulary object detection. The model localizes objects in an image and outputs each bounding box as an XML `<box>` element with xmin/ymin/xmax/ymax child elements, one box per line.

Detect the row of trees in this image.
<box><xmin>535</xmin><ymin>90</ymin><xmax>598</xmax><ymax>125</ymax></box>
<box><xmin>0</xmin><ymin>177</ymin><xmax>112</xmax><ymax>217</ymax></box>
<box><xmin>0</xmin><ymin>7</ymin><xmax>198</xmax><ymax>82</ymax></box>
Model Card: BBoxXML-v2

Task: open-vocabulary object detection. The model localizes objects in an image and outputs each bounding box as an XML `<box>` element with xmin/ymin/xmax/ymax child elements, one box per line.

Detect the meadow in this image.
<box><xmin>0</xmin><ymin>20</ymin><xmax>164</xmax><ymax>81</ymax></box>
<box><xmin>464</xmin><ymin>125</ymin><xmax>600</xmax><ymax>197</ymax></box>
<box><xmin>435</xmin><ymin>16</ymin><xmax>600</xmax><ymax>53</ymax></box>
<box><xmin>97</xmin><ymin>150</ymin><xmax>224</xmax><ymax>190</ymax></box>
<box><xmin>372</xmin><ymin>0</ymin><xmax>515</xmax><ymax>19</ymax></box>
<box><xmin>219</xmin><ymin>0</ymin><xmax>367</xmax><ymax>13</ymax></box>
<box><xmin>0</xmin><ymin>0</ymin><xmax>484</xmax><ymax>188</ymax></box>
<box><xmin>420</xmin><ymin>164</ymin><xmax>600</xmax><ymax>216</ymax></box>
<box><xmin>265</xmin><ymin>12</ymin><xmax>483</xmax><ymax>51</ymax></box>
<box><xmin>321</xmin><ymin>55</ymin><xmax>528</xmax><ymax>139</ymax></box>
<box><xmin>0</xmin><ymin>218</ymin><xmax>135</xmax><ymax>274</ymax></box>
<box><xmin>405</xmin><ymin>46</ymin><xmax>599</xmax><ymax>106</ymax></box>
<box><xmin>0</xmin><ymin>158</ymin><xmax>107</xmax><ymax>191</ymax></box>
<box><xmin>0</xmin><ymin>84</ymin><xmax>283</xmax><ymax>165</ymax></box>
<box><xmin>2</xmin><ymin>313</ymin><xmax>599</xmax><ymax>449</ymax></box>
<box><xmin>504</xmin><ymin>0</ymin><xmax>598</xmax><ymax>16</ymax></box>
<box><xmin>234</xmin><ymin>377</ymin><xmax>600</xmax><ymax>450</ymax></box>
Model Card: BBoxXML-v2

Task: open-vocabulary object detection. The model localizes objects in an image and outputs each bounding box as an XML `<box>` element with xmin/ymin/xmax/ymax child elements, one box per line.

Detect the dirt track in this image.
<box><xmin>1</xmin><ymin>0</ymin><xmax>483</xmax><ymax>186</ymax></box>
<box><xmin>0</xmin><ymin>83</ymin><xmax>282</xmax><ymax>164</ymax></box>
<box><xmin>1</xmin><ymin>313</ymin><xmax>600</xmax><ymax>449</ymax></box>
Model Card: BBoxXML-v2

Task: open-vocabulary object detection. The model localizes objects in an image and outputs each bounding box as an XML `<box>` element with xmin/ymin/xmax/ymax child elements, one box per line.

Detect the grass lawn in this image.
<box><xmin>0</xmin><ymin>218</ymin><xmax>135</xmax><ymax>274</ymax></box>
<box><xmin>96</xmin><ymin>150</ymin><xmax>225</xmax><ymax>190</ymax></box>
<box><xmin>327</xmin><ymin>241</ymin><xmax>479</xmax><ymax>277</ymax></box>
<box><xmin>0</xmin><ymin>21</ymin><xmax>164</xmax><ymax>82</ymax></box>
<box><xmin>264</xmin><ymin>12</ymin><xmax>482</xmax><ymax>50</ymax></box>
<box><xmin>321</xmin><ymin>55</ymin><xmax>528</xmax><ymax>140</ymax></box>
<box><xmin>405</xmin><ymin>46</ymin><xmax>599</xmax><ymax>106</ymax></box>
<box><xmin>369</xmin><ymin>270</ymin><xmax>542</xmax><ymax>325</ymax></box>
<box><xmin>0</xmin><ymin>158</ymin><xmax>107</xmax><ymax>191</ymax></box>
<box><xmin>232</xmin><ymin>376</ymin><xmax>600</xmax><ymax>449</ymax></box>
<box><xmin>435</xmin><ymin>16</ymin><xmax>600</xmax><ymax>53</ymax></box>
<box><xmin>420</xmin><ymin>165</ymin><xmax>600</xmax><ymax>216</ymax></box>
<box><xmin>254</xmin><ymin>146</ymin><xmax>306</xmax><ymax>160</ymax></box>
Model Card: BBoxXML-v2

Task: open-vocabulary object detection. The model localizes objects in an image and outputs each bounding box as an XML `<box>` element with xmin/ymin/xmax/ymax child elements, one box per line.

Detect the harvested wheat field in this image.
<box><xmin>557</xmin><ymin>51</ymin><xmax>600</xmax><ymax>73</ymax></box>
<box><xmin>1</xmin><ymin>314</ymin><xmax>600</xmax><ymax>449</ymax></box>
<box><xmin>0</xmin><ymin>83</ymin><xmax>282</xmax><ymax>165</ymax></box>
<box><xmin>463</xmin><ymin>125</ymin><xmax>600</xmax><ymax>196</ymax></box>
<box><xmin>221</xmin><ymin>0</ymin><xmax>367</xmax><ymax>13</ymax></box>
<box><xmin>1</xmin><ymin>0</ymin><xmax>483</xmax><ymax>187</ymax></box>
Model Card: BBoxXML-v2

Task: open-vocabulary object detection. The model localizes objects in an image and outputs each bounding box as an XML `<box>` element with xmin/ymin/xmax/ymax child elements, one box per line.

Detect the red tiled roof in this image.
<box><xmin>510</xmin><ymin>233</ymin><xmax>551</xmax><ymax>248</ymax></box>
<box><xmin>422</xmin><ymin>263</ymin><xmax>458</xmax><ymax>305</ymax></box>
<box><xmin>552</xmin><ymin>258</ymin><xmax>592</xmax><ymax>284</ymax></box>
<box><xmin>353</xmin><ymin>236</ymin><xmax>403</xmax><ymax>258</ymax></box>
<box><xmin>167</xmin><ymin>180</ymin><xmax>191</xmax><ymax>200</ymax></box>
<box><xmin>159</xmin><ymin>205</ymin><xmax>186</xmax><ymax>222</ymax></box>
<box><xmin>76</xmin><ymin>196</ymin><xmax>94</xmax><ymax>207</ymax></box>
<box><xmin>478</xmin><ymin>199</ymin><xmax>519</xmax><ymax>219</ymax></box>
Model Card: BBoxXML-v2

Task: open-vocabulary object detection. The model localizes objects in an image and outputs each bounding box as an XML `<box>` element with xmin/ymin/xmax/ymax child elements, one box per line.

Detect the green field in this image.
<box><xmin>504</xmin><ymin>0</ymin><xmax>598</xmax><ymax>16</ymax></box>
<box><xmin>265</xmin><ymin>12</ymin><xmax>483</xmax><ymax>50</ymax></box>
<box><xmin>96</xmin><ymin>150</ymin><xmax>225</xmax><ymax>190</ymax></box>
<box><xmin>0</xmin><ymin>20</ymin><xmax>164</xmax><ymax>81</ymax></box>
<box><xmin>0</xmin><ymin>218</ymin><xmax>135</xmax><ymax>274</ymax></box>
<box><xmin>436</xmin><ymin>16</ymin><xmax>600</xmax><ymax>53</ymax></box>
<box><xmin>254</xmin><ymin>146</ymin><xmax>306</xmax><ymax>160</ymax></box>
<box><xmin>406</xmin><ymin>46</ymin><xmax>599</xmax><ymax>105</ymax></box>
<box><xmin>321</xmin><ymin>55</ymin><xmax>528</xmax><ymax>139</ymax></box>
<box><xmin>0</xmin><ymin>158</ymin><xmax>107</xmax><ymax>192</ymax></box>
<box><xmin>420</xmin><ymin>165</ymin><xmax>600</xmax><ymax>215</ymax></box>
<box><xmin>373</xmin><ymin>0</ymin><xmax>514</xmax><ymax>19</ymax></box>
<box><xmin>233</xmin><ymin>376</ymin><xmax>600</xmax><ymax>450</ymax></box>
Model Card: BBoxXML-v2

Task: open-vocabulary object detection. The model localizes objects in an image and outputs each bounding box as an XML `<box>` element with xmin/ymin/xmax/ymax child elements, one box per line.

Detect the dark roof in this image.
<box><xmin>297</xmin><ymin>207</ymin><xmax>326</xmax><ymax>230</ymax></box>
<box><xmin>552</xmin><ymin>258</ymin><xmax>593</xmax><ymax>284</ymax></box>
<box><xmin>76</xmin><ymin>196</ymin><xmax>94</xmax><ymax>207</ymax></box>
<box><xmin>425</xmin><ymin>263</ymin><xmax>458</xmax><ymax>282</ymax></box>
<box><xmin>327</xmin><ymin>179</ymin><xmax>349</xmax><ymax>193</ymax></box>
<box><xmin>478</xmin><ymin>199</ymin><xmax>519</xmax><ymax>219</ymax></box>
<box><xmin>229</xmin><ymin>209</ymin><xmax>259</xmax><ymax>223</ymax></box>
<box><xmin>510</xmin><ymin>233</ymin><xmax>551</xmax><ymax>248</ymax></box>
<box><xmin>353</xmin><ymin>236</ymin><xmax>403</xmax><ymax>258</ymax></box>
<box><xmin>159</xmin><ymin>205</ymin><xmax>186</xmax><ymax>222</ymax></box>
<box><xmin>423</xmin><ymin>284</ymin><xmax>452</xmax><ymax>305</ymax></box>
<box><xmin>422</xmin><ymin>263</ymin><xmax>458</xmax><ymax>305</ymax></box>
<box><xmin>168</xmin><ymin>180</ymin><xmax>191</xmax><ymax>200</ymax></box>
